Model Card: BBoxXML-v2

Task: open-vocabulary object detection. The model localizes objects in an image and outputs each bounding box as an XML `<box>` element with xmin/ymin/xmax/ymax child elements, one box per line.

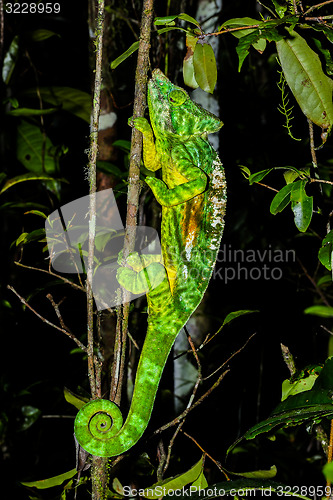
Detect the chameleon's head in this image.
<box><xmin>148</xmin><ymin>69</ymin><xmax>223</xmax><ymax>138</ymax></box>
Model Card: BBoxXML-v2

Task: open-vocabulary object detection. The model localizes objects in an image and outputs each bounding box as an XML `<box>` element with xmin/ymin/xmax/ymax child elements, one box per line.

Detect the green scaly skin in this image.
<box><xmin>74</xmin><ymin>69</ymin><xmax>227</xmax><ymax>457</ymax></box>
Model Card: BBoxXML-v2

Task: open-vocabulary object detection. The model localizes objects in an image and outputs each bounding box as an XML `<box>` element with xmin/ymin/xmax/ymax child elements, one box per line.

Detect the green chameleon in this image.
<box><xmin>74</xmin><ymin>69</ymin><xmax>227</xmax><ymax>457</ymax></box>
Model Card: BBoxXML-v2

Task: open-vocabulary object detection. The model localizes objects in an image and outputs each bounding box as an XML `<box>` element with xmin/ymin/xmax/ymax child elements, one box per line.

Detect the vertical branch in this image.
<box><xmin>87</xmin><ymin>0</ymin><xmax>105</xmax><ymax>400</ymax></box>
<box><xmin>113</xmin><ymin>0</ymin><xmax>155</xmax><ymax>404</ymax></box>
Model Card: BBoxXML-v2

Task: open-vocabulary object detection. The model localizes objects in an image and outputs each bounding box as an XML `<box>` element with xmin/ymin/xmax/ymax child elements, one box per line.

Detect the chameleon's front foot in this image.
<box><xmin>117</xmin><ymin>251</ymin><xmax>167</xmax><ymax>295</ymax></box>
<box><xmin>128</xmin><ymin>116</ymin><xmax>153</xmax><ymax>137</ymax></box>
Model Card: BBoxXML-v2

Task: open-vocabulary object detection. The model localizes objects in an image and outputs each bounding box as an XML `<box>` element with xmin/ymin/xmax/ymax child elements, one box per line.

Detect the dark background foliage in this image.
<box><xmin>1</xmin><ymin>0</ymin><xmax>333</xmax><ymax>497</ymax></box>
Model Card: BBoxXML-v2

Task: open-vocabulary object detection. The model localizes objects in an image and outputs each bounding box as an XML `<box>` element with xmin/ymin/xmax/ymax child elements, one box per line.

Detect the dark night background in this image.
<box><xmin>1</xmin><ymin>0</ymin><xmax>333</xmax><ymax>497</ymax></box>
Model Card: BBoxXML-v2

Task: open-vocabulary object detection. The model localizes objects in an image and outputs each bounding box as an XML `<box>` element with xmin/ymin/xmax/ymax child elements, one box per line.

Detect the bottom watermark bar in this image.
<box><xmin>122</xmin><ymin>485</ymin><xmax>332</xmax><ymax>498</ymax></box>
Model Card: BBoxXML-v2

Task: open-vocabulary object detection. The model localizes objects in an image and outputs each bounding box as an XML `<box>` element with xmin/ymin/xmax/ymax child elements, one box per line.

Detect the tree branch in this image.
<box><xmin>7</xmin><ymin>285</ymin><xmax>87</xmax><ymax>352</ymax></box>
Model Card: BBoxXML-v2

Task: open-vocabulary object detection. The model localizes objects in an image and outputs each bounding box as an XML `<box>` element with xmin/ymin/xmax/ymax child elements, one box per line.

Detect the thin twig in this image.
<box><xmin>310</xmin><ymin>178</ymin><xmax>333</xmax><ymax>186</ymax></box>
<box><xmin>46</xmin><ymin>293</ymin><xmax>70</xmax><ymax>330</ymax></box>
<box><xmin>153</xmin><ymin>370</ymin><xmax>229</xmax><ymax>436</ymax></box>
<box><xmin>297</xmin><ymin>258</ymin><xmax>330</xmax><ymax>306</ymax></box>
<box><xmin>304</xmin><ymin>0</ymin><xmax>333</xmax><ymax>15</ymax></box>
<box><xmin>280</xmin><ymin>343</ymin><xmax>296</xmax><ymax>376</ymax></box>
<box><xmin>7</xmin><ymin>285</ymin><xmax>87</xmax><ymax>352</ymax></box>
<box><xmin>86</xmin><ymin>0</ymin><xmax>106</xmax><ymax>399</ymax></box>
<box><xmin>113</xmin><ymin>0</ymin><xmax>155</xmax><ymax>408</ymax></box>
<box><xmin>162</xmin><ymin>330</ymin><xmax>203</xmax><ymax>476</ymax></box>
<box><xmin>182</xmin><ymin>431</ymin><xmax>230</xmax><ymax>480</ymax></box>
<box><xmin>203</xmin><ymin>333</ymin><xmax>256</xmax><ymax>381</ymax></box>
<box><xmin>14</xmin><ymin>261</ymin><xmax>85</xmax><ymax>292</ymax></box>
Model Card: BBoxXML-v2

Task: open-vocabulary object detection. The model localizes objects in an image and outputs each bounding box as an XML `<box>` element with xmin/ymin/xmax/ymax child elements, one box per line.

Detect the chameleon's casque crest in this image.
<box><xmin>148</xmin><ymin>70</ymin><xmax>223</xmax><ymax>137</ymax></box>
<box><xmin>74</xmin><ymin>69</ymin><xmax>227</xmax><ymax>457</ymax></box>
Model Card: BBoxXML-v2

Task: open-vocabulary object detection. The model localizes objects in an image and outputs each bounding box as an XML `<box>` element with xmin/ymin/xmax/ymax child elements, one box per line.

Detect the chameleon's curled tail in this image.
<box><xmin>74</xmin><ymin>301</ymin><xmax>180</xmax><ymax>457</ymax></box>
<box><xmin>74</xmin><ymin>399</ymin><xmax>124</xmax><ymax>457</ymax></box>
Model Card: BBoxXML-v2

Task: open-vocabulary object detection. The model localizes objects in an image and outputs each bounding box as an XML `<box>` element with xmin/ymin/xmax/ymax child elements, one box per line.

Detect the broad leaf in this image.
<box><xmin>290</xmin><ymin>180</ymin><xmax>313</xmax><ymax>232</ymax></box>
<box><xmin>2</xmin><ymin>35</ymin><xmax>19</xmax><ymax>84</ymax></box>
<box><xmin>270</xmin><ymin>183</ymin><xmax>294</xmax><ymax>214</ymax></box>
<box><xmin>318</xmin><ymin>229</ymin><xmax>333</xmax><ymax>271</ymax></box>
<box><xmin>323</xmin><ymin>462</ymin><xmax>333</xmax><ymax>482</ymax></box>
<box><xmin>21</xmin><ymin>469</ymin><xmax>77</xmax><ymax>489</ymax></box>
<box><xmin>23</xmin><ymin>87</ymin><xmax>92</xmax><ymax>123</ymax></box>
<box><xmin>155</xmin><ymin>13</ymin><xmax>200</xmax><ymax>27</ymax></box>
<box><xmin>248</xmin><ymin>169</ymin><xmax>273</xmax><ymax>184</ymax></box>
<box><xmin>16</xmin><ymin>229</ymin><xmax>45</xmax><ymax>246</ymax></box>
<box><xmin>183</xmin><ymin>33</ymin><xmax>199</xmax><ymax>89</ymax></box>
<box><xmin>19</xmin><ymin>405</ymin><xmax>41</xmax><ymax>431</ymax></box>
<box><xmin>7</xmin><ymin>107</ymin><xmax>57</xmax><ymax>116</ymax></box>
<box><xmin>64</xmin><ymin>387</ymin><xmax>89</xmax><ymax>410</ymax></box>
<box><xmin>304</xmin><ymin>305</ymin><xmax>333</xmax><ymax>317</ymax></box>
<box><xmin>222</xmin><ymin>309</ymin><xmax>258</xmax><ymax>327</ymax></box>
<box><xmin>193</xmin><ymin>43</ymin><xmax>217</xmax><ymax>94</ymax></box>
<box><xmin>142</xmin><ymin>456</ymin><xmax>204</xmax><ymax>498</ymax></box>
<box><xmin>276</xmin><ymin>29</ymin><xmax>333</xmax><ymax>133</ymax></box>
<box><xmin>0</xmin><ymin>173</ymin><xmax>65</xmax><ymax>194</ymax></box>
<box><xmin>16</xmin><ymin>120</ymin><xmax>58</xmax><ymax>174</ymax></box>
<box><xmin>229</xmin><ymin>357</ymin><xmax>333</xmax><ymax>452</ymax></box>
<box><xmin>29</xmin><ymin>29</ymin><xmax>60</xmax><ymax>42</ymax></box>
<box><xmin>231</xmin><ymin>465</ymin><xmax>277</xmax><ymax>479</ymax></box>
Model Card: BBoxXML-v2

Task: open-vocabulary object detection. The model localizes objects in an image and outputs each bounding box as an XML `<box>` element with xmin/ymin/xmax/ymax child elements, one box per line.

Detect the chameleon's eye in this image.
<box><xmin>168</xmin><ymin>89</ymin><xmax>187</xmax><ymax>106</ymax></box>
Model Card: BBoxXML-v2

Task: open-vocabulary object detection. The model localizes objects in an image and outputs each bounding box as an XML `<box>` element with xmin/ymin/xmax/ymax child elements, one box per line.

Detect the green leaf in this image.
<box><xmin>290</xmin><ymin>180</ymin><xmax>313</xmax><ymax>232</ymax></box>
<box><xmin>24</xmin><ymin>210</ymin><xmax>48</xmax><ymax>219</ymax></box>
<box><xmin>0</xmin><ymin>173</ymin><xmax>66</xmax><ymax>194</ymax></box>
<box><xmin>112</xmin><ymin>139</ymin><xmax>131</xmax><ymax>152</ymax></box>
<box><xmin>16</xmin><ymin>229</ymin><xmax>45</xmax><ymax>246</ymax></box>
<box><xmin>270</xmin><ymin>183</ymin><xmax>294</xmax><ymax>214</ymax></box>
<box><xmin>229</xmin><ymin>357</ymin><xmax>333</xmax><ymax>453</ymax></box>
<box><xmin>323</xmin><ymin>462</ymin><xmax>333</xmax><ymax>482</ymax></box>
<box><xmin>157</xmin><ymin>27</ymin><xmax>187</xmax><ymax>35</ymax></box>
<box><xmin>16</xmin><ymin>120</ymin><xmax>58</xmax><ymax>174</ymax></box>
<box><xmin>304</xmin><ymin>305</ymin><xmax>333</xmax><ymax>317</ymax></box>
<box><xmin>23</xmin><ymin>87</ymin><xmax>92</xmax><ymax>123</ymax></box>
<box><xmin>222</xmin><ymin>309</ymin><xmax>258</xmax><ymax>327</ymax></box>
<box><xmin>111</xmin><ymin>42</ymin><xmax>140</xmax><ymax>70</ymax></box>
<box><xmin>19</xmin><ymin>405</ymin><xmax>41</xmax><ymax>431</ymax></box>
<box><xmin>276</xmin><ymin>29</ymin><xmax>333</xmax><ymax>133</ymax></box>
<box><xmin>229</xmin><ymin>403</ymin><xmax>333</xmax><ymax>452</ymax></box>
<box><xmin>248</xmin><ymin>169</ymin><xmax>273</xmax><ymax>185</ymax></box>
<box><xmin>183</xmin><ymin>33</ymin><xmax>199</xmax><ymax>89</ymax></box>
<box><xmin>21</xmin><ymin>469</ymin><xmax>77</xmax><ymax>489</ymax></box>
<box><xmin>193</xmin><ymin>43</ymin><xmax>217</xmax><ymax>94</ymax></box>
<box><xmin>281</xmin><ymin>373</ymin><xmax>319</xmax><ymax>401</ymax></box>
<box><xmin>177</xmin><ymin>13</ymin><xmax>200</xmax><ymax>27</ymax></box>
<box><xmin>155</xmin><ymin>13</ymin><xmax>200</xmax><ymax>27</ymax></box>
<box><xmin>141</xmin><ymin>457</ymin><xmax>204</xmax><ymax>498</ymax></box>
<box><xmin>29</xmin><ymin>29</ymin><xmax>59</xmax><ymax>42</ymax></box>
<box><xmin>239</xmin><ymin>165</ymin><xmax>251</xmax><ymax>178</ymax></box>
<box><xmin>2</xmin><ymin>35</ymin><xmax>19</xmax><ymax>84</ymax></box>
<box><xmin>272</xmin><ymin>0</ymin><xmax>288</xmax><ymax>18</ymax></box>
<box><xmin>221</xmin><ymin>17</ymin><xmax>261</xmax><ymax>37</ymax></box>
<box><xmin>164</xmin><ymin>479</ymin><xmax>312</xmax><ymax>500</ymax></box>
<box><xmin>64</xmin><ymin>387</ymin><xmax>89</xmax><ymax>410</ymax></box>
<box><xmin>231</xmin><ymin>465</ymin><xmax>277</xmax><ymax>479</ymax></box>
<box><xmin>318</xmin><ymin>230</ymin><xmax>333</xmax><ymax>271</ymax></box>
<box><xmin>96</xmin><ymin>161</ymin><xmax>126</xmax><ymax>178</ymax></box>
<box><xmin>235</xmin><ymin>22</ymin><xmax>284</xmax><ymax>71</ymax></box>
<box><xmin>191</xmin><ymin>471</ymin><xmax>208</xmax><ymax>489</ymax></box>
<box><xmin>7</xmin><ymin>107</ymin><xmax>57</xmax><ymax>116</ymax></box>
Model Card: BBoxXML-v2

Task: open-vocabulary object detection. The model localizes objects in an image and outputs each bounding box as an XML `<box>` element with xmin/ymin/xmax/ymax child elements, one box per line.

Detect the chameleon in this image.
<box><xmin>74</xmin><ymin>69</ymin><xmax>227</xmax><ymax>457</ymax></box>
